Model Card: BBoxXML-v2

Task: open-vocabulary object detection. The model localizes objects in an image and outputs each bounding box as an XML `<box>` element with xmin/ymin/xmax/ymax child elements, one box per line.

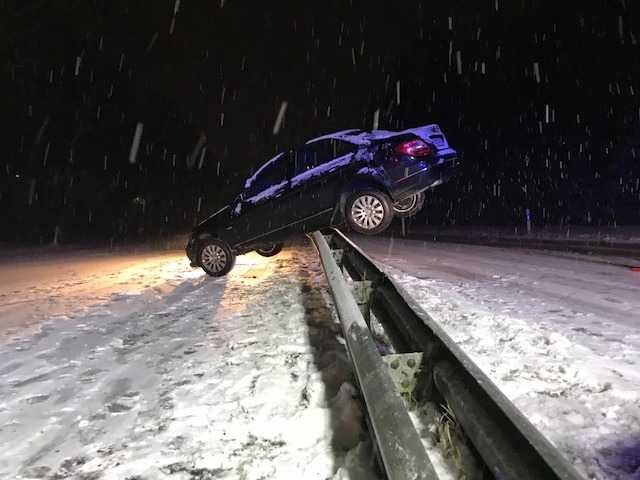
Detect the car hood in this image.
<box><xmin>193</xmin><ymin>205</ymin><xmax>231</xmax><ymax>234</ymax></box>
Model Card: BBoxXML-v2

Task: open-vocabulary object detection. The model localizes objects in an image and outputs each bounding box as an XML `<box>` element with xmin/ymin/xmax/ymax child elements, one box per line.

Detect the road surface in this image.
<box><xmin>355</xmin><ymin>234</ymin><xmax>640</xmax><ymax>480</ymax></box>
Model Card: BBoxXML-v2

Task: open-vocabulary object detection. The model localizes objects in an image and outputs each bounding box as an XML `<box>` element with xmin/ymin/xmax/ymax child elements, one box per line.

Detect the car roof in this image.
<box><xmin>244</xmin><ymin>126</ymin><xmax>431</xmax><ymax>188</ymax></box>
<box><xmin>305</xmin><ymin>128</ymin><xmax>412</xmax><ymax>146</ymax></box>
<box><xmin>305</xmin><ymin>129</ymin><xmax>368</xmax><ymax>145</ymax></box>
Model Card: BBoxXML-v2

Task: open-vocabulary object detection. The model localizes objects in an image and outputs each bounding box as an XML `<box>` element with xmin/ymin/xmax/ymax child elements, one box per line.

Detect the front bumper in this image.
<box><xmin>185</xmin><ymin>237</ymin><xmax>198</xmax><ymax>266</ymax></box>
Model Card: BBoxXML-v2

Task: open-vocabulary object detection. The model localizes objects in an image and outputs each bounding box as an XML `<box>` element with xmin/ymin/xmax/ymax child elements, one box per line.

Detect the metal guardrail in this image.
<box><xmin>311</xmin><ymin>228</ymin><xmax>585</xmax><ymax>480</ymax></box>
<box><xmin>311</xmin><ymin>231</ymin><xmax>438</xmax><ymax>480</ymax></box>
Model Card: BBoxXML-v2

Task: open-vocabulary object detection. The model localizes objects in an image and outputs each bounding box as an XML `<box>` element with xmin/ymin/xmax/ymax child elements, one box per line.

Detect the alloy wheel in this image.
<box><xmin>351</xmin><ymin>195</ymin><xmax>385</xmax><ymax>230</ymax></box>
<box><xmin>201</xmin><ymin>244</ymin><xmax>228</xmax><ymax>273</ymax></box>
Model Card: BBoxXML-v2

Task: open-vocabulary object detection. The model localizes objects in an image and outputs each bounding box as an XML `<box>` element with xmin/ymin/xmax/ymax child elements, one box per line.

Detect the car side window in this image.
<box><xmin>329</xmin><ymin>139</ymin><xmax>357</xmax><ymax>158</ymax></box>
<box><xmin>292</xmin><ymin>145</ymin><xmax>319</xmax><ymax>176</ymax></box>
<box><xmin>292</xmin><ymin>140</ymin><xmax>356</xmax><ymax>177</ymax></box>
<box><xmin>245</xmin><ymin>153</ymin><xmax>289</xmax><ymax>198</ymax></box>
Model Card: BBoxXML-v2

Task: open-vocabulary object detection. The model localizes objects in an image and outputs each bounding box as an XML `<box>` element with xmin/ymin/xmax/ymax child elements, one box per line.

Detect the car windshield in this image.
<box><xmin>243</xmin><ymin>153</ymin><xmax>289</xmax><ymax>198</ymax></box>
<box><xmin>243</xmin><ymin>153</ymin><xmax>285</xmax><ymax>189</ymax></box>
<box><xmin>197</xmin><ymin>204</ymin><xmax>231</xmax><ymax>226</ymax></box>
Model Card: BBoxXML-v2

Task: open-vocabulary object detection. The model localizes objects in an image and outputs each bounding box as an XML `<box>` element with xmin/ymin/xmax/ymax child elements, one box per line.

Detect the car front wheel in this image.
<box><xmin>255</xmin><ymin>243</ymin><xmax>283</xmax><ymax>257</ymax></box>
<box><xmin>198</xmin><ymin>238</ymin><xmax>236</xmax><ymax>277</ymax></box>
<box><xmin>345</xmin><ymin>190</ymin><xmax>393</xmax><ymax>235</ymax></box>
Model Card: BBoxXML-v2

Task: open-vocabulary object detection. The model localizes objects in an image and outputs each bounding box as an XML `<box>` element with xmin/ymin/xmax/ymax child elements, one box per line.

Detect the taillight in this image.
<box><xmin>394</xmin><ymin>139</ymin><xmax>434</xmax><ymax>157</ymax></box>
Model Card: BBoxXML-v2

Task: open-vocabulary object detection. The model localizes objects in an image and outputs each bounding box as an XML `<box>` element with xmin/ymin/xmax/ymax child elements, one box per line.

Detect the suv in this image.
<box><xmin>187</xmin><ymin>124</ymin><xmax>458</xmax><ymax>276</ymax></box>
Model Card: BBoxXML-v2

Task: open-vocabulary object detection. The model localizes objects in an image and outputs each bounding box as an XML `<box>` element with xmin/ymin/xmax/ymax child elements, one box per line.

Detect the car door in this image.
<box><xmin>288</xmin><ymin>139</ymin><xmax>358</xmax><ymax>231</ymax></box>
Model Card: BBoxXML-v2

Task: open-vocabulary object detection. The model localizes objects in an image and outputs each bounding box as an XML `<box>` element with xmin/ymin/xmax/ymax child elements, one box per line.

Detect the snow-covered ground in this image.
<box><xmin>388</xmin><ymin>224</ymin><xmax>640</xmax><ymax>246</ymax></box>
<box><xmin>3</xmin><ymin>234</ymin><xmax>638</xmax><ymax>479</ymax></box>
<box><xmin>355</xmin><ymin>235</ymin><xmax>640</xmax><ymax>480</ymax></box>
<box><xmin>0</xmin><ymin>245</ymin><xmax>377</xmax><ymax>479</ymax></box>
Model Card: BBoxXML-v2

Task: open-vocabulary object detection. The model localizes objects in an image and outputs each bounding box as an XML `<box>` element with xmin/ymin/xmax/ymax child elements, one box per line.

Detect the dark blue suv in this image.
<box><xmin>187</xmin><ymin>124</ymin><xmax>458</xmax><ymax>276</ymax></box>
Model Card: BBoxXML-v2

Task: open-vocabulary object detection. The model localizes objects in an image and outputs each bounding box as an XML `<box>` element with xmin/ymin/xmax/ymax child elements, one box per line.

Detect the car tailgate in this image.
<box><xmin>399</xmin><ymin>124</ymin><xmax>453</xmax><ymax>153</ymax></box>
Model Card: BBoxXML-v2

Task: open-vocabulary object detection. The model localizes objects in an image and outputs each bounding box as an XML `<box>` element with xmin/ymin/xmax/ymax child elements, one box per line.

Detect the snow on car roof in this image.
<box><xmin>305</xmin><ymin>129</ymin><xmax>367</xmax><ymax>145</ymax></box>
<box><xmin>305</xmin><ymin>127</ymin><xmax>425</xmax><ymax>146</ymax></box>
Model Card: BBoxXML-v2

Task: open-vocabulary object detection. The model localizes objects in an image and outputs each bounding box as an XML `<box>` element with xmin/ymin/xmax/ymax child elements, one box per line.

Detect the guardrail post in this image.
<box><xmin>351</xmin><ymin>280</ymin><xmax>373</xmax><ymax>327</ymax></box>
<box><xmin>382</xmin><ymin>352</ymin><xmax>423</xmax><ymax>400</ymax></box>
<box><xmin>330</xmin><ymin>248</ymin><xmax>344</xmax><ymax>268</ymax></box>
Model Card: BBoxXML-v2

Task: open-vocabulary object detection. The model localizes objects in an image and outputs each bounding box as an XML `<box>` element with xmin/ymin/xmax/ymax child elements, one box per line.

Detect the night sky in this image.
<box><xmin>2</xmin><ymin>0</ymin><xmax>639</xmax><ymax>244</ymax></box>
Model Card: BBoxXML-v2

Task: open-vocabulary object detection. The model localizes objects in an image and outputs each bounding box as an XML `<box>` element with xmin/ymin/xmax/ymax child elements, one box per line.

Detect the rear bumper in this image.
<box><xmin>392</xmin><ymin>155</ymin><xmax>457</xmax><ymax>198</ymax></box>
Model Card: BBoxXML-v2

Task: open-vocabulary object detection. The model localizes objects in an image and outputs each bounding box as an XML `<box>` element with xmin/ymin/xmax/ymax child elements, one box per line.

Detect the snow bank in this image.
<box><xmin>390</xmin><ymin>224</ymin><xmax>640</xmax><ymax>246</ymax></box>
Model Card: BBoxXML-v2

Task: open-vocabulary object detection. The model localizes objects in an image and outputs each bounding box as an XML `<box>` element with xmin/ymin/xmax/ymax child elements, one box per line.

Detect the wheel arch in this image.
<box><xmin>338</xmin><ymin>175</ymin><xmax>393</xmax><ymax>214</ymax></box>
<box><xmin>195</xmin><ymin>231</ymin><xmax>214</xmax><ymax>239</ymax></box>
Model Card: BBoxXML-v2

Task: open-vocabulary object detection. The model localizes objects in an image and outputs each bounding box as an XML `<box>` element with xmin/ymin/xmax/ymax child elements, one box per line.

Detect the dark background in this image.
<box><xmin>1</xmin><ymin>0</ymin><xmax>639</xmax><ymax>244</ymax></box>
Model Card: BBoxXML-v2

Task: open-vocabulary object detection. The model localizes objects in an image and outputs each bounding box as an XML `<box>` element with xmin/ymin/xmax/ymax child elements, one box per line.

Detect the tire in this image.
<box><xmin>198</xmin><ymin>238</ymin><xmax>235</xmax><ymax>277</ymax></box>
<box><xmin>255</xmin><ymin>243</ymin><xmax>283</xmax><ymax>257</ymax></box>
<box><xmin>393</xmin><ymin>193</ymin><xmax>425</xmax><ymax>218</ymax></box>
<box><xmin>345</xmin><ymin>190</ymin><xmax>394</xmax><ymax>235</ymax></box>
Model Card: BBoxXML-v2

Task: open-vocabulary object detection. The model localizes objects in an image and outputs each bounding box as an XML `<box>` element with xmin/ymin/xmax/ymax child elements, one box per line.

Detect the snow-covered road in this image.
<box><xmin>3</xmin><ymin>235</ymin><xmax>639</xmax><ymax>480</ymax></box>
<box><xmin>0</xmin><ymin>245</ymin><xmax>376</xmax><ymax>479</ymax></box>
<box><xmin>355</xmin><ymin>235</ymin><xmax>640</xmax><ymax>480</ymax></box>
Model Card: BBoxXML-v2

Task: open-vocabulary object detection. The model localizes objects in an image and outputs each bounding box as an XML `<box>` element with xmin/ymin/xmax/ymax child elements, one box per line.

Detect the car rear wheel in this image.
<box><xmin>393</xmin><ymin>193</ymin><xmax>425</xmax><ymax>218</ymax></box>
<box><xmin>198</xmin><ymin>239</ymin><xmax>235</xmax><ymax>277</ymax></box>
<box><xmin>255</xmin><ymin>243</ymin><xmax>283</xmax><ymax>257</ymax></box>
<box><xmin>345</xmin><ymin>190</ymin><xmax>393</xmax><ymax>235</ymax></box>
